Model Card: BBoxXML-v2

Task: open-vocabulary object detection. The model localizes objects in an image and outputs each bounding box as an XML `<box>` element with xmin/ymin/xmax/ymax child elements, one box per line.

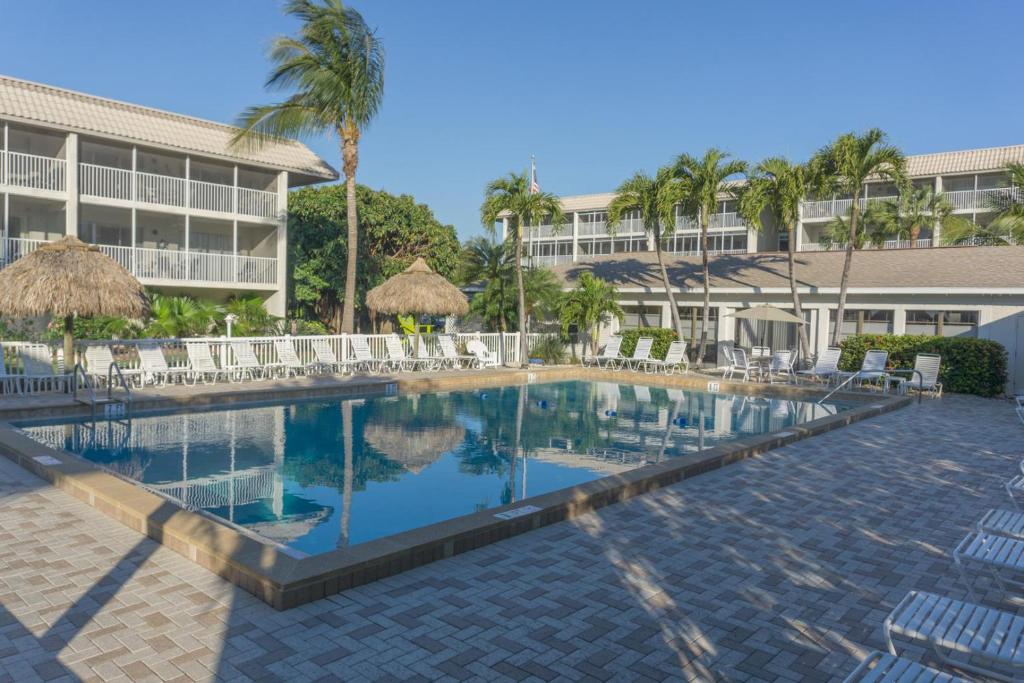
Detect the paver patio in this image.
<box><xmin>0</xmin><ymin>394</ymin><xmax>1019</xmax><ymax>682</ymax></box>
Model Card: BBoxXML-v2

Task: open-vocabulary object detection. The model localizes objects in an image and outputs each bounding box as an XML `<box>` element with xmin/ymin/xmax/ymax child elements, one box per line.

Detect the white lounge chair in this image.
<box><xmin>273</xmin><ymin>338</ymin><xmax>314</xmax><ymax>377</ymax></box>
<box><xmin>0</xmin><ymin>344</ymin><xmax>19</xmax><ymax>395</ymax></box>
<box><xmin>893</xmin><ymin>353</ymin><xmax>942</xmax><ymax>397</ymax></box>
<box><xmin>842</xmin><ymin>650</ymin><xmax>966</xmax><ymax>683</ymax></box>
<box><xmin>765</xmin><ymin>349</ymin><xmax>795</xmax><ymax>384</ymax></box>
<box><xmin>137</xmin><ymin>343</ymin><xmax>188</xmax><ymax>386</ymax></box>
<box><xmin>884</xmin><ymin>590</ymin><xmax>1024</xmax><ymax>681</ymax></box>
<box><xmin>588</xmin><ymin>336</ymin><xmax>623</xmax><ymax>369</ymax></box>
<box><xmin>349</xmin><ymin>335</ymin><xmax>385</xmax><ymax>373</ymax></box>
<box><xmin>438</xmin><ymin>335</ymin><xmax>474</xmax><ymax>370</ymax></box>
<box><xmin>835</xmin><ymin>349</ymin><xmax>889</xmax><ymax>389</ymax></box>
<box><xmin>622</xmin><ymin>337</ymin><xmax>653</xmax><ymax>371</ymax></box>
<box><xmin>186</xmin><ymin>342</ymin><xmax>228</xmax><ymax>384</ymax></box>
<box><xmin>415</xmin><ymin>339</ymin><xmax>447</xmax><ymax>371</ymax></box>
<box><xmin>19</xmin><ymin>345</ymin><xmax>65</xmax><ymax>393</ymax></box>
<box><xmin>643</xmin><ymin>341</ymin><xmax>689</xmax><ymax>375</ymax></box>
<box><xmin>723</xmin><ymin>347</ymin><xmax>757</xmax><ymax>382</ymax></box>
<box><xmin>384</xmin><ymin>335</ymin><xmax>418</xmax><ymax>372</ymax></box>
<box><xmin>229</xmin><ymin>341</ymin><xmax>270</xmax><ymax>381</ymax></box>
<box><xmin>977</xmin><ymin>509</ymin><xmax>1024</xmax><ymax>541</ymax></box>
<box><xmin>953</xmin><ymin>530</ymin><xmax>1024</xmax><ymax>599</ymax></box>
<box><xmin>467</xmin><ymin>339</ymin><xmax>499</xmax><ymax>368</ymax></box>
<box><xmin>796</xmin><ymin>347</ymin><xmax>841</xmax><ymax>384</ymax></box>
<box><xmin>84</xmin><ymin>345</ymin><xmax>142</xmax><ymax>388</ymax></box>
<box><xmin>311</xmin><ymin>339</ymin><xmax>347</xmax><ymax>374</ymax></box>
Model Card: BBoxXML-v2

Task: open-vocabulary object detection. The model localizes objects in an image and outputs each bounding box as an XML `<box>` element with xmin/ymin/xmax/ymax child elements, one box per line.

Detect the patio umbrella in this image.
<box><xmin>726</xmin><ymin>305</ymin><xmax>807</xmax><ymax>349</ymax></box>
<box><xmin>365</xmin><ymin>257</ymin><xmax>469</xmax><ymax>356</ymax></box>
<box><xmin>0</xmin><ymin>235</ymin><xmax>149</xmax><ymax>372</ymax></box>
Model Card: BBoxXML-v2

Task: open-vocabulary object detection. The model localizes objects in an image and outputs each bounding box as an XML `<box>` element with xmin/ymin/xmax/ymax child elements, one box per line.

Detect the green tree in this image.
<box><xmin>738</xmin><ymin>158</ymin><xmax>812</xmax><ymax>360</ymax></box>
<box><xmin>217</xmin><ymin>294</ymin><xmax>281</xmax><ymax>336</ymax></box>
<box><xmin>865</xmin><ymin>186</ymin><xmax>969</xmax><ymax>247</ymax></box>
<box><xmin>607</xmin><ymin>167</ymin><xmax>685</xmax><ymax>343</ymax></box>
<box><xmin>672</xmin><ymin>149</ymin><xmax>747</xmax><ymax>362</ymax></box>
<box><xmin>943</xmin><ymin>163</ymin><xmax>1024</xmax><ymax>246</ymax></box>
<box><xmin>810</xmin><ymin>129</ymin><xmax>906</xmax><ymax>346</ymax></box>
<box><xmin>288</xmin><ymin>184</ymin><xmax>460</xmax><ymax>330</ymax></box>
<box><xmin>459</xmin><ymin>237</ymin><xmax>513</xmax><ymax>331</ymax></box>
<box><xmin>233</xmin><ymin>0</ymin><xmax>384</xmax><ymax>334</ymax></box>
<box><xmin>143</xmin><ymin>293</ymin><xmax>220</xmax><ymax>338</ymax></box>
<box><xmin>480</xmin><ymin>172</ymin><xmax>564</xmax><ymax>367</ymax></box>
<box><xmin>560</xmin><ymin>272</ymin><xmax>624</xmax><ymax>357</ymax></box>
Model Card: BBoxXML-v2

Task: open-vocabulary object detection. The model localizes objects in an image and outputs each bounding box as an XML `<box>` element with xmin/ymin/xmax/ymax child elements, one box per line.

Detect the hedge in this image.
<box><xmin>619</xmin><ymin>328</ymin><xmax>679</xmax><ymax>361</ymax></box>
<box><xmin>838</xmin><ymin>334</ymin><xmax>1007</xmax><ymax>397</ymax></box>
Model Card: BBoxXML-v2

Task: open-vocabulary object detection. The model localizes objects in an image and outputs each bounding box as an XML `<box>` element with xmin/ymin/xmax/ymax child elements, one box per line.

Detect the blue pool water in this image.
<box><xmin>19</xmin><ymin>381</ymin><xmax>850</xmax><ymax>555</ymax></box>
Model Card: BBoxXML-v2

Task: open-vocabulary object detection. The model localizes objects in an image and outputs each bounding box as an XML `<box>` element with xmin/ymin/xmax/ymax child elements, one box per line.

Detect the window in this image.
<box><xmin>777</xmin><ymin>231</ymin><xmax>789</xmax><ymax>252</ymax></box>
<box><xmin>828</xmin><ymin>309</ymin><xmax>894</xmax><ymax>341</ymax></box>
<box><xmin>622</xmin><ymin>306</ymin><xmax>662</xmax><ymax>329</ymax></box>
<box><xmin>906</xmin><ymin>310</ymin><xmax>978</xmax><ymax>337</ymax></box>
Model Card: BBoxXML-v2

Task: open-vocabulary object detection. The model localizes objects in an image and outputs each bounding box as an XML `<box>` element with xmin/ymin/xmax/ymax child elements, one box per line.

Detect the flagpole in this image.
<box><xmin>528</xmin><ymin>155</ymin><xmax>536</xmax><ymax>268</ymax></box>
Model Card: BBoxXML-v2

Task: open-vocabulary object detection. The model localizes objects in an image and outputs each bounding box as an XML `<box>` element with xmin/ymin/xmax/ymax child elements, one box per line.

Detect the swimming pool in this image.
<box><xmin>19</xmin><ymin>380</ymin><xmax>850</xmax><ymax>556</ymax></box>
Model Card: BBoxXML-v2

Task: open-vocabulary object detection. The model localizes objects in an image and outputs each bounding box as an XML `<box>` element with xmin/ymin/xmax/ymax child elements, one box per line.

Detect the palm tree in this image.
<box><xmin>560</xmin><ymin>272</ymin><xmax>624</xmax><ymax>357</ymax></box>
<box><xmin>480</xmin><ymin>172</ymin><xmax>564</xmax><ymax>367</ymax></box>
<box><xmin>233</xmin><ymin>0</ymin><xmax>384</xmax><ymax>334</ymax></box>
<box><xmin>218</xmin><ymin>294</ymin><xmax>281</xmax><ymax>336</ymax></box>
<box><xmin>822</xmin><ymin>202</ymin><xmax>893</xmax><ymax>249</ymax></box>
<box><xmin>459</xmin><ymin>237</ymin><xmax>513</xmax><ymax>331</ymax></box>
<box><xmin>810</xmin><ymin>129</ymin><xmax>905</xmax><ymax>346</ymax></box>
<box><xmin>673</xmin><ymin>149</ymin><xmax>747</xmax><ymax>363</ymax></box>
<box><xmin>738</xmin><ymin>158</ymin><xmax>811</xmax><ymax>361</ymax></box>
<box><xmin>144</xmin><ymin>293</ymin><xmax>219</xmax><ymax>338</ymax></box>
<box><xmin>990</xmin><ymin>162</ymin><xmax>1024</xmax><ymax>228</ymax></box>
<box><xmin>607</xmin><ymin>167</ymin><xmax>686</xmax><ymax>343</ymax></box>
<box><xmin>943</xmin><ymin>162</ymin><xmax>1024</xmax><ymax>246</ymax></box>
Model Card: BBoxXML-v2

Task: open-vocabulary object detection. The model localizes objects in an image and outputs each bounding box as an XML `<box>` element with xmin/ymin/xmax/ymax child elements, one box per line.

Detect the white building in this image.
<box><xmin>0</xmin><ymin>75</ymin><xmax>337</xmax><ymax>315</ymax></box>
<box><xmin>500</xmin><ymin>144</ymin><xmax>1024</xmax><ymax>391</ymax></box>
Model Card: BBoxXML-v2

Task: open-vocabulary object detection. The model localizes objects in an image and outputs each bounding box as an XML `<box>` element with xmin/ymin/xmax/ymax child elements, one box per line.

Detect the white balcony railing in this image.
<box><xmin>529</xmin><ymin>254</ymin><xmax>574</xmax><ymax>267</ymax></box>
<box><xmin>1</xmin><ymin>237</ymin><xmax>277</xmax><ymax>286</ymax></box>
<box><xmin>674</xmin><ymin>212</ymin><xmax>747</xmax><ymax>231</ymax></box>
<box><xmin>800</xmin><ymin>196</ymin><xmax>899</xmax><ymax>220</ymax></box>
<box><xmin>800</xmin><ymin>238</ymin><xmax>933</xmax><ymax>252</ymax></box>
<box><xmin>190</xmin><ymin>179</ymin><xmax>234</xmax><ymax>214</ymax></box>
<box><xmin>80</xmin><ymin>163</ymin><xmax>132</xmax><ymax>201</ymax></box>
<box><xmin>945</xmin><ymin>187</ymin><xmax>1022</xmax><ymax>212</ymax></box>
<box><xmin>577</xmin><ymin>220</ymin><xmax>608</xmax><ymax>236</ymax></box>
<box><xmin>137</xmin><ymin>171</ymin><xmax>187</xmax><ymax>208</ymax></box>
<box><xmin>1</xmin><ymin>151</ymin><xmax>66</xmax><ymax>193</ymax></box>
<box><xmin>237</xmin><ymin>187</ymin><xmax>278</xmax><ymax>219</ymax></box>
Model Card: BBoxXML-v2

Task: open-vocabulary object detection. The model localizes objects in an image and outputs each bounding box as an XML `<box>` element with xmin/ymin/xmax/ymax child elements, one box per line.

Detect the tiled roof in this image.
<box><xmin>550</xmin><ymin>246</ymin><xmax>1024</xmax><ymax>291</ymax></box>
<box><xmin>906</xmin><ymin>144</ymin><xmax>1024</xmax><ymax>177</ymax></box>
<box><xmin>0</xmin><ymin>75</ymin><xmax>338</xmax><ymax>182</ymax></box>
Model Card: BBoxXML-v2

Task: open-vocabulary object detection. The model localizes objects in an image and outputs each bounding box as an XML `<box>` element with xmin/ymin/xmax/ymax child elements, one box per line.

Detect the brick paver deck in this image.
<box><xmin>0</xmin><ymin>395</ymin><xmax>1018</xmax><ymax>682</ymax></box>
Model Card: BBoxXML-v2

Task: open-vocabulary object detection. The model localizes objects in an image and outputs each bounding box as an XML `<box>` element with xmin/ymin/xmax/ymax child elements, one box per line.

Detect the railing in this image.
<box><xmin>577</xmin><ymin>220</ymin><xmax>608</xmax><ymax>236</ymax></box>
<box><xmin>945</xmin><ymin>187</ymin><xmax>1022</xmax><ymax>212</ymax></box>
<box><xmin>137</xmin><ymin>171</ymin><xmax>187</xmax><ymax>208</ymax></box>
<box><xmin>0</xmin><ymin>236</ymin><xmax>47</xmax><ymax>264</ymax></box>
<box><xmin>800</xmin><ymin>238</ymin><xmax>933</xmax><ymax>252</ymax></box>
<box><xmin>660</xmin><ymin>246</ymin><xmax>748</xmax><ymax>257</ymax></box>
<box><xmin>530</xmin><ymin>254</ymin><xmax>574</xmax><ymax>267</ymax></box>
<box><xmin>237</xmin><ymin>187</ymin><xmax>278</xmax><ymax>219</ymax></box>
<box><xmin>80</xmin><ymin>163</ymin><xmax>132</xmax><ymax>201</ymax></box>
<box><xmin>674</xmin><ymin>212</ymin><xmax>748</xmax><ymax>231</ymax></box>
<box><xmin>2</xmin><ymin>151</ymin><xmax>66</xmax><ymax>192</ymax></box>
<box><xmin>190</xmin><ymin>179</ymin><xmax>234</xmax><ymax>214</ymax></box>
<box><xmin>800</xmin><ymin>195</ymin><xmax>898</xmax><ymax>220</ymax></box>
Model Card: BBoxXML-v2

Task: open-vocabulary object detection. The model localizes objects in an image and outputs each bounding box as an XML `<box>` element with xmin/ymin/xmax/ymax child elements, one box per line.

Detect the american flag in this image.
<box><xmin>529</xmin><ymin>156</ymin><xmax>540</xmax><ymax>194</ymax></box>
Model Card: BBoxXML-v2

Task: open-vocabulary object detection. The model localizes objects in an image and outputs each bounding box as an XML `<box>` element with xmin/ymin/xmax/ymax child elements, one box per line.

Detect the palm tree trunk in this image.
<box><xmin>831</xmin><ymin>203</ymin><xmax>858</xmax><ymax>347</ymax></box>
<box><xmin>515</xmin><ymin>229</ymin><xmax>528</xmax><ymax>368</ymax></box>
<box><xmin>697</xmin><ymin>216</ymin><xmax>711</xmax><ymax>365</ymax></box>
<box><xmin>63</xmin><ymin>315</ymin><xmax>75</xmax><ymax>375</ymax></box>
<box><xmin>909</xmin><ymin>224</ymin><xmax>920</xmax><ymax>247</ymax></box>
<box><xmin>655</xmin><ymin>239</ymin><xmax>684</xmax><ymax>345</ymax></box>
<box><xmin>340</xmin><ymin>132</ymin><xmax>360</xmax><ymax>334</ymax></box>
<box><xmin>787</xmin><ymin>221</ymin><xmax>810</xmax><ymax>362</ymax></box>
<box><xmin>339</xmin><ymin>400</ymin><xmax>353</xmax><ymax>549</ymax></box>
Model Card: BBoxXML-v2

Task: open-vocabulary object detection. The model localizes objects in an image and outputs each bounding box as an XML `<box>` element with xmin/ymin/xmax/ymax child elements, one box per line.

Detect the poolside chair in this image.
<box><xmin>229</xmin><ymin>340</ymin><xmax>275</xmax><ymax>381</ymax></box>
<box><xmin>842</xmin><ymin>650</ymin><xmax>966</xmax><ymax>683</ymax></box>
<box><xmin>273</xmin><ymin>338</ymin><xmax>315</xmax><ymax>378</ymax></box>
<box><xmin>185</xmin><ymin>342</ymin><xmax>228</xmax><ymax>384</ymax></box>
<box><xmin>349</xmin><ymin>335</ymin><xmax>385</xmax><ymax>373</ymax></box>
<box><xmin>137</xmin><ymin>343</ymin><xmax>188</xmax><ymax>386</ymax></box>
<box><xmin>588</xmin><ymin>336</ymin><xmax>623</xmax><ymax>369</ymax></box>
<box><xmin>796</xmin><ymin>347</ymin><xmax>841</xmax><ymax>384</ymax></box>
<box><xmin>438</xmin><ymin>335</ymin><xmax>475</xmax><ymax>370</ymax></box>
<box><xmin>977</xmin><ymin>508</ymin><xmax>1024</xmax><ymax>541</ymax></box>
<box><xmin>952</xmin><ymin>530</ymin><xmax>1024</xmax><ymax>599</ymax></box>
<box><xmin>893</xmin><ymin>353</ymin><xmax>942</xmax><ymax>397</ymax></box>
<box><xmin>643</xmin><ymin>341</ymin><xmax>689</xmax><ymax>375</ymax></box>
<box><xmin>884</xmin><ymin>591</ymin><xmax>1024</xmax><ymax>681</ymax></box>
<box><xmin>311</xmin><ymin>339</ymin><xmax>348</xmax><ymax>374</ymax></box>
<box><xmin>84</xmin><ymin>345</ymin><xmax>141</xmax><ymax>388</ymax></box>
<box><xmin>19</xmin><ymin>345</ymin><xmax>65</xmax><ymax>393</ymax></box>
<box><xmin>723</xmin><ymin>347</ymin><xmax>757</xmax><ymax>382</ymax></box>
<box><xmin>622</xmin><ymin>337</ymin><xmax>653</xmax><ymax>371</ymax></box>
<box><xmin>0</xmin><ymin>344</ymin><xmax>19</xmax><ymax>395</ymax></box>
<box><xmin>765</xmin><ymin>349</ymin><xmax>795</xmax><ymax>384</ymax></box>
<box><xmin>466</xmin><ymin>339</ymin><xmax>500</xmax><ymax>368</ymax></box>
<box><xmin>835</xmin><ymin>349</ymin><xmax>889</xmax><ymax>390</ymax></box>
<box><xmin>384</xmin><ymin>335</ymin><xmax>418</xmax><ymax>372</ymax></box>
<box><xmin>416</xmin><ymin>338</ymin><xmax>449</xmax><ymax>371</ymax></box>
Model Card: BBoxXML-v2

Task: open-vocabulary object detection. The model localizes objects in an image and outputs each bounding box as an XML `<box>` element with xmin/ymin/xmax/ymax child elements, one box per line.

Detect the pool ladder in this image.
<box><xmin>72</xmin><ymin>362</ymin><xmax>133</xmax><ymax>424</ymax></box>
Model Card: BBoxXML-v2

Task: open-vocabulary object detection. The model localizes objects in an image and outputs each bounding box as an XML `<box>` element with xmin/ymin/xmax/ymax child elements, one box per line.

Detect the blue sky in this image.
<box><xmin>2</xmin><ymin>1</ymin><xmax>1022</xmax><ymax>241</ymax></box>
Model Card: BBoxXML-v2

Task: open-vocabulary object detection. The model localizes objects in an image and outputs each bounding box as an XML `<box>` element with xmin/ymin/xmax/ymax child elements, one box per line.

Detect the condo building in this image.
<box><xmin>0</xmin><ymin>75</ymin><xmax>337</xmax><ymax>316</ymax></box>
<box><xmin>501</xmin><ymin>144</ymin><xmax>1024</xmax><ymax>392</ymax></box>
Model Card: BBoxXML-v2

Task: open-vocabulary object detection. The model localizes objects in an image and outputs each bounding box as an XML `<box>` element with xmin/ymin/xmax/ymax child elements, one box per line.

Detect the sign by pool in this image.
<box><xmin>494</xmin><ymin>505</ymin><xmax>542</xmax><ymax>520</ymax></box>
<box><xmin>707</xmin><ymin>382</ymin><xmax>720</xmax><ymax>393</ymax></box>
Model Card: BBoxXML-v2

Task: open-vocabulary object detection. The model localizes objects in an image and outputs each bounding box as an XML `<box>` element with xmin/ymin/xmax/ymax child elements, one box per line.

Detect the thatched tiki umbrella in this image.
<box><xmin>365</xmin><ymin>257</ymin><xmax>469</xmax><ymax>356</ymax></box>
<box><xmin>0</xmin><ymin>236</ymin><xmax>149</xmax><ymax>371</ymax></box>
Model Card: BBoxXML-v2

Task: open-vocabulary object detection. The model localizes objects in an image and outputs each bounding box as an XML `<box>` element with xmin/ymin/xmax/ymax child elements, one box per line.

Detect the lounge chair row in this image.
<box><xmin>843</xmin><ymin>459</ymin><xmax>1024</xmax><ymax>681</ymax></box>
<box><xmin>0</xmin><ymin>343</ymin><xmax>69</xmax><ymax>394</ymax></box>
<box><xmin>584</xmin><ymin>336</ymin><xmax>689</xmax><ymax>375</ymax></box>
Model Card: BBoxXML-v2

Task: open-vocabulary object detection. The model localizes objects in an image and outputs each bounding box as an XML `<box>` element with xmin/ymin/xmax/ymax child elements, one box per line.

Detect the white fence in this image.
<box><xmin>800</xmin><ymin>238</ymin><xmax>933</xmax><ymax>252</ymax></box>
<box><xmin>1</xmin><ymin>151</ymin><xmax>67</xmax><ymax>193</ymax></box>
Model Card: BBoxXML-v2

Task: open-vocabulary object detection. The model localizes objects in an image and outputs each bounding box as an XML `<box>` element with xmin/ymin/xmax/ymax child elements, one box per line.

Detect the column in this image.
<box><xmin>130</xmin><ymin>147</ymin><xmax>137</xmax><ymax>274</ymax></box>
<box><xmin>232</xmin><ymin>219</ymin><xmax>238</xmax><ymax>283</ymax></box>
<box><xmin>715</xmin><ymin>304</ymin><xmax>734</xmax><ymax>368</ymax></box>
<box><xmin>815</xmin><ymin>307</ymin><xmax>830</xmax><ymax>355</ymax></box>
<box><xmin>660</xmin><ymin>302</ymin><xmax>672</xmax><ymax>331</ymax></box>
<box><xmin>266</xmin><ymin>170</ymin><xmax>288</xmax><ymax>317</ymax></box>
<box><xmin>933</xmin><ymin>175</ymin><xmax>943</xmax><ymax>245</ymax></box>
<box><xmin>795</xmin><ymin>201</ymin><xmax>804</xmax><ymax>252</ymax></box>
<box><xmin>571</xmin><ymin>211</ymin><xmax>579</xmax><ymax>263</ymax></box>
<box><xmin>892</xmin><ymin>307</ymin><xmax>907</xmax><ymax>336</ymax></box>
<box><xmin>65</xmin><ymin>132</ymin><xmax>78</xmax><ymax>238</ymax></box>
<box><xmin>184</xmin><ymin>215</ymin><xmax>190</xmax><ymax>280</ymax></box>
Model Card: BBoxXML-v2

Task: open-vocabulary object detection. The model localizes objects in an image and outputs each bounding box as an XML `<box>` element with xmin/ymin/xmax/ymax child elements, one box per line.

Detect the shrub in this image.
<box><xmin>529</xmin><ymin>334</ymin><xmax>566</xmax><ymax>365</ymax></box>
<box><xmin>618</xmin><ymin>328</ymin><xmax>679</xmax><ymax>361</ymax></box>
<box><xmin>839</xmin><ymin>334</ymin><xmax>1007</xmax><ymax>397</ymax></box>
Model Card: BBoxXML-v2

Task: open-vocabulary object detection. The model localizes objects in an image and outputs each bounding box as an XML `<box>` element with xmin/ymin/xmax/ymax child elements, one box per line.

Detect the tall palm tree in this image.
<box><xmin>810</xmin><ymin>129</ymin><xmax>905</xmax><ymax>346</ymax></box>
<box><xmin>559</xmin><ymin>272</ymin><xmax>624</xmax><ymax>357</ymax></box>
<box><xmin>459</xmin><ymin>237</ymin><xmax>513</xmax><ymax>331</ymax></box>
<box><xmin>738</xmin><ymin>158</ymin><xmax>811</xmax><ymax>361</ymax></box>
<box><xmin>990</xmin><ymin>162</ymin><xmax>1024</xmax><ymax>228</ymax></box>
<box><xmin>480</xmin><ymin>172</ymin><xmax>564</xmax><ymax>367</ymax></box>
<box><xmin>607</xmin><ymin>167</ymin><xmax>686</xmax><ymax>343</ymax></box>
<box><xmin>233</xmin><ymin>0</ymin><xmax>384</xmax><ymax>334</ymax></box>
<box><xmin>868</xmin><ymin>186</ymin><xmax>969</xmax><ymax>247</ymax></box>
<box><xmin>673</xmin><ymin>149</ymin><xmax>747</xmax><ymax>363</ymax></box>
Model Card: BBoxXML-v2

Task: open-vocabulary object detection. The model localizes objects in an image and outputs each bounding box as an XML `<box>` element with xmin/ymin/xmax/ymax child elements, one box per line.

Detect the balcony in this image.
<box><xmin>530</xmin><ymin>253</ymin><xmax>575</xmax><ymax>267</ymax></box>
<box><xmin>674</xmin><ymin>212</ymin><xmax>748</xmax><ymax>231</ymax></box>
<box><xmin>945</xmin><ymin>187</ymin><xmax>1022</xmax><ymax>212</ymax></box>
<box><xmin>800</xmin><ymin>239</ymin><xmax>932</xmax><ymax>252</ymax></box>
<box><xmin>800</xmin><ymin>196</ymin><xmax>898</xmax><ymax>221</ymax></box>
<box><xmin>0</xmin><ymin>236</ymin><xmax>277</xmax><ymax>286</ymax></box>
<box><xmin>0</xmin><ymin>151</ymin><xmax>67</xmax><ymax>193</ymax></box>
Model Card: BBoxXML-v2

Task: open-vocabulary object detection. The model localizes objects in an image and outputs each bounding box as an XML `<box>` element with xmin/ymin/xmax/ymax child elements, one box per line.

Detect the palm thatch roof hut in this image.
<box><xmin>0</xmin><ymin>236</ymin><xmax>149</xmax><ymax>368</ymax></box>
<box><xmin>363</xmin><ymin>423</ymin><xmax>466</xmax><ymax>473</ymax></box>
<box><xmin>365</xmin><ymin>257</ymin><xmax>469</xmax><ymax>353</ymax></box>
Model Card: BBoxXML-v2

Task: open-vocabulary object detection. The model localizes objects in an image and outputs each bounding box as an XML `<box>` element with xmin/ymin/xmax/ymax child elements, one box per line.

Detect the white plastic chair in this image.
<box><xmin>229</xmin><ymin>341</ymin><xmax>268</xmax><ymax>381</ymax></box>
<box><xmin>467</xmin><ymin>339</ymin><xmax>499</xmax><ymax>368</ymax></box>
<box><xmin>85</xmin><ymin>345</ymin><xmax>142</xmax><ymax>387</ymax></box>
<box><xmin>766</xmin><ymin>350</ymin><xmax>794</xmax><ymax>384</ymax></box>
<box><xmin>796</xmin><ymin>348</ymin><xmax>841</xmax><ymax>384</ymax></box>
<box><xmin>186</xmin><ymin>342</ymin><xmax>228</xmax><ymax>384</ymax></box>
<box><xmin>842</xmin><ymin>650</ymin><xmax>966</xmax><ymax>683</ymax></box>
<box><xmin>384</xmin><ymin>335</ymin><xmax>418</xmax><ymax>372</ymax></box>
<box><xmin>273</xmin><ymin>338</ymin><xmax>314</xmax><ymax>377</ymax></box>
<box><xmin>623</xmin><ymin>337</ymin><xmax>653</xmax><ymax>371</ymax></box>
<box><xmin>723</xmin><ymin>348</ymin><xmax>756</xmax><ymax>382</ymax></box>
<box><xmin>438</xmin><ymin>335</ymin><xmax>474</xmax><ymax>370</ymax></box>
<box><xmin>19</xmin><ymin>345</ymin><xmax>65</xmax><ymax>393</ymax></box>
<box><xmin>589</xmin><ymin>336</ymin><xmax>623</xmax><ymax>369</ymax></box>
<box><xmin>643</xmin><ymin>341</ymin><xmax>689</xmax><ymax>375</ymax></box>
<box><xmin>137</xmin><ymin>343</ymin><xmax>188</xmax><ymax>386</ymax></box>
<box><xmin>896</xmin><ymin>353</ymin><xmax>942</xmax><ymax>396</ymax></box>
<box><xmin>0</xmin><ymin>344</ymin><xmax>18</xmax><ymax>395</ymax></box>
<box><xmin>311</xmin><ymin>339</ymin><xmax>347</xmax><ymax>374</ymax></box>
<box><xmin>349</xmin><ymin>335</ymin><xmax>385</xmax><ymax>373</ymax></box>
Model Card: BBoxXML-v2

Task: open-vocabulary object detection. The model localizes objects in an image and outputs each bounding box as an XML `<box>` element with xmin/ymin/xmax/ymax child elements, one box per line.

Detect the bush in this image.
<box><xmin>618</xmin><ymin>328</ymin><xmax>679</xmax><ymax>361</ymax></box>
<box><xmin>839</xmin><ymin>334</ymin><xmax>1007</xmax><ymax>397</ymax></box>
<box><xmin>529</xmin><ymin>334</ymin><xmax>566</xmax><ymax>365</ymax></box>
